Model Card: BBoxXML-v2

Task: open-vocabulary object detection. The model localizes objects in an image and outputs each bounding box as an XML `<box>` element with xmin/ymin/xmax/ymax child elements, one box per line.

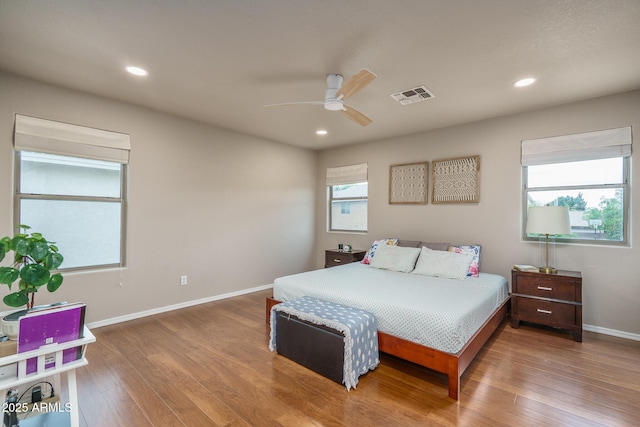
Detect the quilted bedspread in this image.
<box><xmin>272</xmin><ymin>262</ymin><xmax>509</xmax><ymax>354</ymax></box>
<box><xmin>269</xmin><ymin>296</ymin><xmax>379</xmax><ymax>391</ymax></box>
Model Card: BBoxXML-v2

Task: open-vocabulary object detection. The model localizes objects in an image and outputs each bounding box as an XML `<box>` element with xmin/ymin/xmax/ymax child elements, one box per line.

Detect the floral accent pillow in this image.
<box><xmin>361</xmin><ymin>238</ymin><xmax>398</xmax><ymax>264</ymax></box>
<box><xmin>447</xmin><ymin>245</ymin><xmax>481</xmax><ymax>277</ymax></box>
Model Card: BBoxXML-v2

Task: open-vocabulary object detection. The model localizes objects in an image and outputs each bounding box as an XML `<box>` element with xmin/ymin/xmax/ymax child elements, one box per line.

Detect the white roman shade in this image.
<box><xmin>326</xmin><ymin>163</ymin><xmax>368</xmax><ymax>186</ymax></box>
<box><xmin>14</xmin><ymin>114</ymin><xmax>131</xmax><ymax>164</ymax></box>
<box><xmin>521</xmin><ymin>126</ymin><xmax>632</xmax><ymax>166</ymax></box>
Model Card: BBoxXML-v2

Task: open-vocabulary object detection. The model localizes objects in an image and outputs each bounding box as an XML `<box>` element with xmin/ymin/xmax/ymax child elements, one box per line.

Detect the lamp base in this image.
<box><xmin>538</xmin><ymin>266</ymin><xmax>558</xmax><ymax>274</ymax></box>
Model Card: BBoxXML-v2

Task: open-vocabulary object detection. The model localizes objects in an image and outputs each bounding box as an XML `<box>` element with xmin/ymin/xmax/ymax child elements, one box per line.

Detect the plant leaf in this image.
<box><xmin>44</xmin><ymin>252</ymin><xmax>64</xmax><ymax>270</ymax></box>
<box><xmin>13</xmin><ymin>236</ymin><xmax>32</xmax><ymax>256</ymax></box>
<box><xmin>31</xmin><ymin>241</ymin><xmax>49</xmax><ymax>261</ymax></box>
<box><xmin>0</xmin><ymin>245</ymin><xmax>4</xmax><ymax>263</ymax></box>
<box><xmin>1</xmin><ymin>236</ymin><xmax>11</xmax><ymax>250</ymax></box>
<box><xmin>0</xmin><ymin>267</ymin><xmax>19</xmax><ymax>286</ymax></box>
<box><xmin>3</xmin><ymin>291</ymin><xmax>29</xmax><ymax>308</ymax></box>
<box><xmin>47</xmin><ymin>273</ymin><xmax>63</xmax><ymax>292</ymax></box>
<box><xmin>19</xmin><ymin>264</ymin><xmax>50</xmax><ymax>287</ymax></box>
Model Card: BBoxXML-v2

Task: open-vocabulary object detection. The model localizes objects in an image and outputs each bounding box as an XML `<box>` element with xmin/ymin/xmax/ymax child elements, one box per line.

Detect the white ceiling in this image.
<box><xmin>1</xmin><ymin>1</ymin><xmax>639</xmax><ymax>150</ymax></box>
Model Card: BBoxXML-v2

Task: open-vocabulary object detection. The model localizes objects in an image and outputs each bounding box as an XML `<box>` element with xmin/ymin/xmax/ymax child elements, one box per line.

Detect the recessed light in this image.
<box><xmin>126</xmin><ymin>66</ymin><xmax>148</xmax><ymax>76</ymax></box>
<box><xmin>513</xmin><ymin>77</ymin><xmax>536</xmax><ymax>88</ymax></box>
<box><xmin>316</xmin><ymin>130</ymin><xmax>328</xmax><ymax>135</ymax></box>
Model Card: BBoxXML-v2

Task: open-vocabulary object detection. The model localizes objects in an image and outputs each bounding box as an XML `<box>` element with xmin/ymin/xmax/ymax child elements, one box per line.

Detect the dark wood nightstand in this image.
<box><xmin>511</xmin><ymin>269</ymin><xmax>582</xmax><ymax>341</ymax></box>
<box><xmin>324</xmin><ymin>249</ymin><xmax>366</xmax><ymax>268</ymax></box>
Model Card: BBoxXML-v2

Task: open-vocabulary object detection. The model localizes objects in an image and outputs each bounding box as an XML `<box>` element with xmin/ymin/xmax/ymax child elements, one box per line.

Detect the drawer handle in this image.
<box><xmin>537</xmin><ymin>286</ymin><xmax>553</xmax><ymax>291</ymax></box>
<box><xmin>333</xmin><ymin>259</ymin><xmax>342</xmax><ymax>263</ymax></box>
<box><xmin>537</xmin><ymin>308</ymin><xmax>552</xmax><ymax>314</ymax></box>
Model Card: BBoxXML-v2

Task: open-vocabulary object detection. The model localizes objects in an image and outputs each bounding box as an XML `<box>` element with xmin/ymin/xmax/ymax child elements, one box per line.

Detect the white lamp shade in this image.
<box><xmin>526</xmin><ymin>206</ymin><xmax>571</xmax><ymax>235</ymax></box>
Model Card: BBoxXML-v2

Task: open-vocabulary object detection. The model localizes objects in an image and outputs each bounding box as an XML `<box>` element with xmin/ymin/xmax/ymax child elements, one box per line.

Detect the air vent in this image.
<box><xmin>390</xmin><ymin>86</ymin><xmax>435</xmax><ymax>105</ymax></box>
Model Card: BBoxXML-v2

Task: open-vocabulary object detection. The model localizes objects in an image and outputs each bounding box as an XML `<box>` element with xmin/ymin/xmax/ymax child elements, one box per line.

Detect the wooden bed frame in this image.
<box><xmin>266</xmin><ymin>296</ymin><xmax>509</xmax><ymax>400</ymax></box>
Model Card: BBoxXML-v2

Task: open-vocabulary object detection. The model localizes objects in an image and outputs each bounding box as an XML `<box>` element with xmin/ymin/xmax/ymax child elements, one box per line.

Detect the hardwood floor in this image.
<box><xmin>75</xmin><ymin>289</ymin><xmax>640</xmax><ymax>426</ymax></box>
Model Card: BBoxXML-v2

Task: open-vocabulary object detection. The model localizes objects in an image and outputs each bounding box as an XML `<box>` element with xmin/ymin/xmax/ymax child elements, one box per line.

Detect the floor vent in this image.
<box><xmin>390</xmin><ymin>86</ymin><xmax>435</xmax><ymax>105</ymax></box>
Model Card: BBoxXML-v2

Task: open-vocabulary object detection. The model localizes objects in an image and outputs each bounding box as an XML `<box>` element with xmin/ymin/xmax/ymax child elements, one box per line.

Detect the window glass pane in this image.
<box><xmin>527</xmin><ymin>188</ymin><xmax>624</xmax><ymax>242</ymax></box>
<box><xmin>527</xmin><ymin>158</ymin><xmax>623</xmax><ymax>188</ymax></box>
<box><xmin>20</xmin><ymin>199</ymin><xmax>122</xmax><ymax>269</ymax></box>
<box><xmin>331</xmin><ymin>200</ymin><xmax>367</xmax><ymax>231</ymax></box>
<box><xmin>20</xmin><ymin>151</ymin><xmax>121</xmax><ymax>197</ymax></box>
<box><xmin>330</xmin><ymin>182</ymin><xmax>368</xmax><ymax>232</ymax></box>
<box><xmin>332</xmin><ymin>182</ymin><xmax>368</xmax><ymax>198</ymax></box>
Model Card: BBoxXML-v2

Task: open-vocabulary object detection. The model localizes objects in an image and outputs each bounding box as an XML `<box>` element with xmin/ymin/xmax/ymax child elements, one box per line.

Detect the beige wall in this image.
<box><xmin>316</xmin><ymin>90</ymin><xmax>640</xmax><ymax>338</ymax></box>
<box><xmin>0</xmin><ymin>72</ymin><xmax>318</xmax><ymax>324</ymax></box>
<box><xmin>2</xmin><ymin>70</ymin><xmax>637</xmax><ymax>338</ymax></box>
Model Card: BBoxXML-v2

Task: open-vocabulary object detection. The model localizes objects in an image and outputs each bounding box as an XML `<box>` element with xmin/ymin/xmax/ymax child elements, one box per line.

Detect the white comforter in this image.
<box><xmin>273</xmin><ymin>262</ymin><xmax>509</xmax><ymax>354</ymax></box>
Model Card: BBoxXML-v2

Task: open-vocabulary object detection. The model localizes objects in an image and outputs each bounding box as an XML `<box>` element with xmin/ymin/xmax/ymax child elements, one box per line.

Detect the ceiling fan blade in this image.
<box><xmin>342</xmin><ymin>104</ymin><xmax>373</xmax><ymax>126</ymax></box>
<box><xmin>336</xmin><ymin>68</ymin><xmax>377</xmax><ymax>100</ymax></box>
<box><xmin>264</xmin><ymin>101</ymin><xmax>324</xmax><ymax>108</ymax></box>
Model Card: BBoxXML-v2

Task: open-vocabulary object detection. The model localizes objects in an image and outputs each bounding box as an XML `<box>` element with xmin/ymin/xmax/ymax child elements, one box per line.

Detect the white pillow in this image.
<box><xmin>412</xmin><ymin>246</ymin><xmax>474</xmax><ymax>280</ymax></box>
<box><xmin>369</xmin><ymin>244</ymin><xmax>421</xmax><ymax>273</ymax></box>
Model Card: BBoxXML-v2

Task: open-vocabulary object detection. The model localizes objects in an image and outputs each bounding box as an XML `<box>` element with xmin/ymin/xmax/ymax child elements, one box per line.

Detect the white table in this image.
<box><xmin>0</xmin><ymin>326</ymin><xmax>95</xmax><ymax>427</ymax></box>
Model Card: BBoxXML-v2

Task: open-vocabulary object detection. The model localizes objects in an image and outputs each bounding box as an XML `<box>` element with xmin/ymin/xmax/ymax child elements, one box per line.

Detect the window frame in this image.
<box><xmin>14</xmin><ymin>150</ymin><xmax>128</xmax><ymax>271</ymax></box>
<box><xmin>328</xmin><ymin>182</ymin><xmax>368</xmax><ymax>233</ymax></box>
<box><xmin>522</xmin><ymin>156</ymin><xmax>630</xmax><ymax>246</ymax></box>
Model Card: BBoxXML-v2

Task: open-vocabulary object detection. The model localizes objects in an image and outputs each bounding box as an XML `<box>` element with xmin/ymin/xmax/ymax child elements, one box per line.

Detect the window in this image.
<box><xmin>14</xmin><ymin>115</ymin><xmax>130</xmax><ymax>270</ymax></box>
<box><xmin>329</xmin><ymin>183</ymin><xmax>368</xmax><ymax>232</ymax></box>
<box><xmin>522</xmin><ymin>127</ymin><xmax>631</xmax><ymax>245</ymax></box>
<box><xmin>16</xmin><ymin>152</ymin><xmax>126</xmax><ymax>269</ymax></box>
<box><xmin>326</xmin><ymin>163</ymin><xmax>368</xmax><ymax>232</ymax></box>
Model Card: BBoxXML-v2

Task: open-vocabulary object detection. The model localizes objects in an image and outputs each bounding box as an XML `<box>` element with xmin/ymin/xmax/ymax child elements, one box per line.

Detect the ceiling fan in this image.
<box><xmin>264</xmin><ymin>68</ymin><xmax>377</xmax><ymax>126</ymax></box>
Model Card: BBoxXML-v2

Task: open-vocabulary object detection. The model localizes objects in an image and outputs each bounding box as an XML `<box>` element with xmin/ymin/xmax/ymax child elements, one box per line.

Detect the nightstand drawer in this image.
<box><xmin>326</xmin><ymin>252</ymin><xmax>353</xmax><ymax>266</ymax></box>
<box><xmin>515</xmin><ymin>276</ymin><xmax>578</xmax><ymax>301</ymax></box>
<box><xmin>324</xmin><ymin>250</ymin><xmax>366</xmax><ymax>268</ymax></box>
<box><xmin>514</xmin><ymin>296</ymin><xmax>577</xmax><ymax>327</ymax></box>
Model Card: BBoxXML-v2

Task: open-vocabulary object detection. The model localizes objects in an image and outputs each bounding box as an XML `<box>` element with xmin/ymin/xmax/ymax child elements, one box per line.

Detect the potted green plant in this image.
<box><xmin>0</xmin><ymin>225</ymin><xmax>64</xmax><ymax>309</ymax></box>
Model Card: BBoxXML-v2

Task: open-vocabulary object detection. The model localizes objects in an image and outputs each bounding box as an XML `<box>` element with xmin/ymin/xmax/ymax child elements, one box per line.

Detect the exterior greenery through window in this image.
<box><xmin>329</xmin><ymin>182</ymin><xmax>368</xmax><ymax>232</ymax></box>
<box><xmin>524</xmin><ymin>157</ymin><xmax>628</xmax><ymax>244</ymax></box>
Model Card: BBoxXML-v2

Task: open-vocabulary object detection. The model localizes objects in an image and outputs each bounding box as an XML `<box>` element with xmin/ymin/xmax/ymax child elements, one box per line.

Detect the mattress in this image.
<box><xmin>273</xmin><ymin>262</ymin><xmax>509</xmax><ymax>354</ymax></box>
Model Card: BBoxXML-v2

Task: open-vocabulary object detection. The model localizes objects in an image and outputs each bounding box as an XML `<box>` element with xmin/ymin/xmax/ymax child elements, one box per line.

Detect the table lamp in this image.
<box><xmin>526</xmin><ymin>205</ymin><xmax>571</xmax><ymax>274</ymax></box>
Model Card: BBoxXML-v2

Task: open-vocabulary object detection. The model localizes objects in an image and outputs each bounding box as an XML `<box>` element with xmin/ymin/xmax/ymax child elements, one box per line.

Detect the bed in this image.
<box><xmin>265</xmin><ymin>241</ymin><xmax>510</xmax><ymax>400</ymax></box>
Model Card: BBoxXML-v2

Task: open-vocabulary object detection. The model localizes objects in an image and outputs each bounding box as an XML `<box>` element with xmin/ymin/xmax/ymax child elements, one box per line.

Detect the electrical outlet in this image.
<box><xmin>180</xmin><ymin>275</ymin><xmax>188</xmax><ymax>286</ymax></box>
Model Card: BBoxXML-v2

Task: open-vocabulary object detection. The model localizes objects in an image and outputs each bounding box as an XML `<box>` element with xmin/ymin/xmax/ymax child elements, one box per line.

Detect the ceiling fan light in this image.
<box><xmin>324</xmin><ymin>100</ymin><xmax>343</xmax><ymax>111</ymax></box>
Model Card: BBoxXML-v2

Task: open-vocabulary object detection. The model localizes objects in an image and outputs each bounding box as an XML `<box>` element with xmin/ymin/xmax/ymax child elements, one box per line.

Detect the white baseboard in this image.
<box><xmin>86</xmin><ymin>283</ymin><xmax>273</xmax><ymax>329</ymax></box>
<box><xmin>583</xmin><ymin>324</ymin><xmax>640</xmax><ymax>341</ymax></box>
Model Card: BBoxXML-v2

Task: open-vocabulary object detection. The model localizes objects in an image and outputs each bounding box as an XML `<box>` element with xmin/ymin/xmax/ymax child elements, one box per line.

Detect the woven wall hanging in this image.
<box><xmin>389</xmin><ymin>161</ymin><xmax>428</xmax><ymax>204</ymax></box>
<box><xmin>431</xmin><ymin>155</ymin><xmax>480</xmax><ymax>204</ymax></box>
